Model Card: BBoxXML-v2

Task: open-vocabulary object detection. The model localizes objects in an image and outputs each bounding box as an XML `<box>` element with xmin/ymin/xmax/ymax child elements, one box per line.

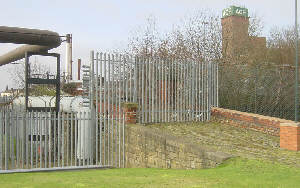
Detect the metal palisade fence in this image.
<box><xmin>219</xmin><ymin>63</ymin><xmax>296</xmax><ymax>120</ymax></box>
<box><xmin>0</xmin><ymin>110</ymin><xmax>125</xmax><ymax>172</ymax></box>
<box><xmin>0</xmin><ymin>51</ymin><xmax>218</xmax><ymax>173</ymax></box>
<box><xmin>91</xmin><ymin>51</ymin><xmax>218</xmax><ymax>124</ymax></box>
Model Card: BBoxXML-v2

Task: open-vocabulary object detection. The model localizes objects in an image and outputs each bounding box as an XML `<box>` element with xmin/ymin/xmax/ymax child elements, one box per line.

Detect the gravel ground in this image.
<box><xmin>147</xmin><ymin>121</ymin><xmax>300</xmax><ymax>167</ymax></box>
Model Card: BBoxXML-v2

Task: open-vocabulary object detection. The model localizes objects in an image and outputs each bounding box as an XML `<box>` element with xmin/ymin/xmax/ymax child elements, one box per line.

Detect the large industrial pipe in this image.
<box><xmin>0</xmin><ymin>26</ymin><xmax>61</xmax><ymax>66</ymax></box>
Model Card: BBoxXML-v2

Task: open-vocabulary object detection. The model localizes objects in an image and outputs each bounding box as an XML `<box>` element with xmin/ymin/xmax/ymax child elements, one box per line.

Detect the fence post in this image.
<box><xmin>5</xmin><ymin>110</ymin><xmax>9</xmax><ymax>170</ymax></box>
<box><xmin>295</xmin><ymin>0</ymin><xmax>299</xmax><ymax>122</ymax></box>
<box><xmin>90</xmin><ymin>50</ymin><xmax>96</xmax><ymax>163</ymax></box>
<box><xmin>0</xmin><ymin>111</ymin><xmax>2</xmax><ymax>170</ymax></box>
<box><xmin>254</xmin><ymin>65</ymin><xmax>258</xmax><ymax>114</ymax></box>
<box><xmin>133</xmin><ymin>57</ymin><xmax>138</xmax><ymax>103</ymax></box>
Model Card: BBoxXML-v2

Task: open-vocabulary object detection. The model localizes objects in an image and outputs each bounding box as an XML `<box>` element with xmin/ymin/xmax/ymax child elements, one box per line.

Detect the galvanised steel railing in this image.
<box><xmin>0</xmin><ymin>110</ymin><xmax>125</xmax><ymax>173</ymax></box>
<box><xmin>0</xmin><ymin>52</ymin><xmax>217</xmax><ymax>173</ymax></box>
<box><xmin>91</xmin><ymin>52</ymin><xmax>218</xmax><ymax>124</ymax></box>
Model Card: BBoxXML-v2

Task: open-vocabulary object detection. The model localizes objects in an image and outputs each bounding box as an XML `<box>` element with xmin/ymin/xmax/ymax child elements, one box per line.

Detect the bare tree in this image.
<box><xmin>127</xmin><ymin>10</ymin><xmax>264</xmax><ymax>64</ymax></box>
<box><xmin>249</xmin><ymin>13</ymin><xmax>264</xmax><ymax>37</ymax></box>
<box><xmin>267</xmin><ymin>26</ymin><xmax>297</xmax><ymax>66</ymax></box>
<box><xmin>128</xmin><ymin>15</ymin><xmax>160</xmax><ymax>57</ymax></box>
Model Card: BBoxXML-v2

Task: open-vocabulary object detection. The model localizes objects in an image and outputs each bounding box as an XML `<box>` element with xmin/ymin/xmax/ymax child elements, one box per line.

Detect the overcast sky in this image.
<box><xmin>0</xmin><ymin>0</ymin><xmax>298</xmax><ymax>91</ymax></box>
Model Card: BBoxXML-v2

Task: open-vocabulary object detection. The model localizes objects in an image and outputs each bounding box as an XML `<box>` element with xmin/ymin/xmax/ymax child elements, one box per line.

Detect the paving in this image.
<box><xmin>147</xmin><ymin>121</ymin><xmax>300</xmax><ymax>167</ymax></box>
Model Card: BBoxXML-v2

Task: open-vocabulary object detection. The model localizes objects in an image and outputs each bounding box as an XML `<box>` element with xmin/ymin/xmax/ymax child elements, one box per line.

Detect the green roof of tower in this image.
<box><xmin>222</xmin><ymin>6</ymin><xmax>248</xmax><ymax>18</ymax></box>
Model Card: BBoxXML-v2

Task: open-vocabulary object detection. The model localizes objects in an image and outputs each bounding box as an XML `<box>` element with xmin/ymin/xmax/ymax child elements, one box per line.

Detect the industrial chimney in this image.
<box><xmin>65</xmin><ymin>34</ymin><xmax>73</xmax><ymax>82</ymax></box>
<box><xmin>78</xmin><ymin>59</ymin><xmax>81</xmax><ymax>80</ymax></box>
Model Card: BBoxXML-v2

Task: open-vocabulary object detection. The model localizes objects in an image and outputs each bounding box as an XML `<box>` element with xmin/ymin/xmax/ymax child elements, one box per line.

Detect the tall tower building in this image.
<box><xmin>221</xmin><ymin>6</ymin><xmax>266</xmax><ymax>64</ymax></box>
<box><xmin>221</xmin><ymin>6</ymin><xmax>249</xmax><ymax>62</ymax></box>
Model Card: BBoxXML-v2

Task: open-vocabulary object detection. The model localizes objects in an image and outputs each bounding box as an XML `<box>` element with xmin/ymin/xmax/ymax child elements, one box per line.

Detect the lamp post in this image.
<box><xmin>295</xmin><ymin>0</ymin><xmax>299</xmax><ymax>122</ymax></box>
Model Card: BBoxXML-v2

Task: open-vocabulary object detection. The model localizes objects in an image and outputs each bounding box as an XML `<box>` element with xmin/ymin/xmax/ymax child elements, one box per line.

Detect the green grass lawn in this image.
<box><xmin>0</xmin><ymin>157</ymin><xmax>299</xmax><ymax>188</ymax></box>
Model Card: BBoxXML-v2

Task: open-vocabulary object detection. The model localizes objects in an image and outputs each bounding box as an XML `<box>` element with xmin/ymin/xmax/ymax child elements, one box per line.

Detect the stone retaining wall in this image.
<box><xmin>125</xmin><ymin>124</ymin><xmax>231</xmax><ymax>169</ymax></box>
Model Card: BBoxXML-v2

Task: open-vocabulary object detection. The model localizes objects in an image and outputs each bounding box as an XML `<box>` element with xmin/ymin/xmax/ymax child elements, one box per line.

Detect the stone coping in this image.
<box><xmin>280</xmin><ymin>122</ymin><xmax>300</xmax><ymax>127</ymax></box>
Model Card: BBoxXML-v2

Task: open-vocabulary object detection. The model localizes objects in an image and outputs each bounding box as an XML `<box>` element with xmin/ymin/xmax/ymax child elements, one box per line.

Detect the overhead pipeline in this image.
<box><xmin>0</xmin><ymin>26</ymin><xmax>61</xmax><ymax>66</ymax></box>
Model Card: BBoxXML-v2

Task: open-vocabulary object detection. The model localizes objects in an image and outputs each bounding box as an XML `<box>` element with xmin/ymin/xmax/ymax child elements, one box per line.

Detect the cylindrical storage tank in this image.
<box><xmin>12</xmin><ymin>96</ymin><xmax>92</xmax><ymax>160</ymax></box>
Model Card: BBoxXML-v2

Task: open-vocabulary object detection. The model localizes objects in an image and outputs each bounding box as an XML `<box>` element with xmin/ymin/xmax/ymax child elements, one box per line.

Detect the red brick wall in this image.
<box><xmin>123</xmin><ymin>106</ymin><xmax>138</xmax><ymax>124</ymax></box>
<box><xmin>211</xmin><ymin>107</ymin><xmax>300</xmax><ymax>151</ymax></box>
<box><xmin>280</xmin><ymin>123</ymin><xmax>300</xmax><ymax>151</ymax></box>
<box><xmin>96</xmin><ymin>102</ymin><xmax>137</xmax><ymax>124</ymax></box>
<box><xmin>211</xmin><ymin>107</ymin><xmax>292</xmax><ymax>136</ymax></box>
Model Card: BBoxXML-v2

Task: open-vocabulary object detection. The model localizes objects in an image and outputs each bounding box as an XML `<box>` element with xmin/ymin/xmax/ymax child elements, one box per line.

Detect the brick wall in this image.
<box><xmin>125</xmin><ymin>124</ymin><xmax>231</xmax><ymax>169</ymax></box>
<box><xmin>212</xmin><ymin>107</ymin><xmax>300</xmax><ymax>151</ymax></box>
<box><xmin>96</xmin><ymin>102</ymin><xmax>138</xmax><ymax>124</ymax></box>
<box><xmin>211</xmin><ymin>107</ymin><xmax>294</xmax><ymax>136</ymax></box>
<box><xmin>280</xmin><ymin>123</ymin><xmax>300</xmax><ymax>151</ymax></box>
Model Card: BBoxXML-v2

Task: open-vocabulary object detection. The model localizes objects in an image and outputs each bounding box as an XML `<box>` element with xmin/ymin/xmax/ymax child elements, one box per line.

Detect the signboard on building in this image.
<box><xmin>222</xmin><ymin>6</ymin><xmax>248</xmax><ymax>18</ymax></box>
